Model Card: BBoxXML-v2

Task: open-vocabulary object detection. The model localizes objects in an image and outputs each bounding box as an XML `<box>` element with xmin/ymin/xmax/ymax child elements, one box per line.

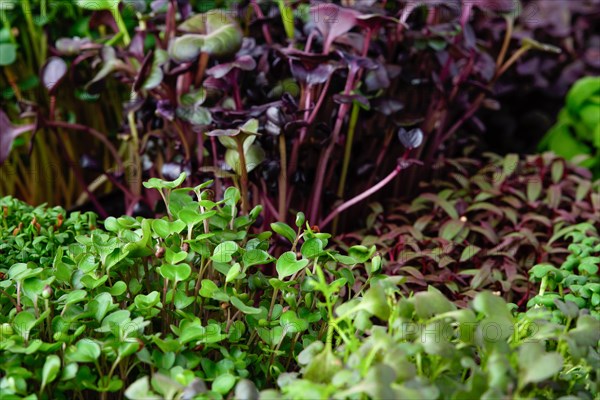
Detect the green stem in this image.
<box><xmin>236</xmin><ymin>138</ymin><xmax>250</xmax><ymax>215</ymax></box>
<box><xmin>333</xmin><ymin>101</ymin><xmax>360</xmax><ymax>233</ymax></box>
<box><xmin>277</xmin><ymin>0</ymin><xmax>294</xmax><ymax>39</ymax></box>
<box><xmin>337</xmin><ymin>102</ymin><xmax>360</xmax><ymax>200</ymax></box>
<box><xmin>127</xmin><ymin>111</ymin><xmax>141</xmax><ymax>197</ymax></box>
<box><xmin>21</xmin><ymin>0</ymin><xmax>40</xmax><ymax>65</ymax></box>
<box><xmin>497</xmin><ymin>45</ymin><xmax>531</xmax><ymax>77</ymax></box>
<box><xmin>539</xmin><ymin>276</ymin><xmax>548</xmax><ymax>297</ymax></box>
<box><xmin>111</xmin><ymin>7</ymin><xmax>131</xmax><ymax>46</ymax></box>
<box><xmin>106</xmin><ymin>356</ymin><xmax>121</xmax><ymax>385</ymax></box>
<box><xmin>496</xmin><ymin>16</ymin><xmax>514</xmax><ymax>69</ymax></box>
<box><xmin>278</xmin><ymin>134</ymin><xmax>287</xmax><ymax>221</ymax></box>
<box><xmin>267</xmin><ymin>288</ymin><xmax>279</xmax><ymax>320</ymax></box>
<box><xmin>285</xmin><ymin>332</ymin><xmax>301</xmax><ymax>370</ymax></box>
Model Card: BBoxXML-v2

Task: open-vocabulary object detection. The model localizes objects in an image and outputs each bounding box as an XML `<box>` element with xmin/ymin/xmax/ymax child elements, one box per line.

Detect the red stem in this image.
<box><xmin>52</xmin><ymin>129</ymin><xmax>109</xmax><ymax>218</ymax></box>
<box><xmin>250</xmin><ymin>0</ymin><xmax>273</xmax><ymax>45</ymax></box>
<box><xmin>309</xmin><ymin>67</ymin><xmax>358</xmax><ymax>222</ymax></box>
<box><xmin>320</xmin><ymin>160</ymin><xmax>416</xmax><ymax>229</ymax></box>
<box><xmin>45</xmin><ymin>120</ymin><xmax>124</xmax><ymax>173</ymax></box>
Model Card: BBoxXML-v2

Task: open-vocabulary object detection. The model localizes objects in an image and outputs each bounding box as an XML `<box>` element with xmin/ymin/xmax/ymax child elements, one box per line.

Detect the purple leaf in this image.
<box><xmin>55</xmin><ymin>37</ymin><xmax>96</xmax><ymax>55</ymax></box>
<box><xmin>332</xmin><ymin>32</ymin><xmax>365</xmax><ymax>53</ymax></box>
<box><xmin>129</xmin><ymin>31</ymin><xmax>146</xmax><ymax>59</ymax></box>
<box><xmin>203</xmin><ymin>76</ymin><xmax>229</xmax><ymax>92</ymax></box>
<box><xmin>278</xmin><ymin>47</ymin><xmax>337</xmax><ymax>68</ymax></box>
<box><xmin>398</xmin><ymin>127</ymin><xmax>424</xmax><ymax>149</ymax></box>
<box><xmin>355</xmin><ymin>13</ymin><xmax>397</xmax><ymax>30</ymax></box>
<box><xmin>472</xmin><ymin>0</ymin><xmax>517</xmax><ymax>13</ymax></box>
<box><xmin>474</xmin><ymin>52</ymin><xmax>496</xmax><ymax>82</ymax></box>
<box><xmin>133</xmin><ymin>51</ymin><xmax>155</xmax><ymax>92</ymax></box>
<box><xmin>399</xmin><ymin>0</ymin><xmax>449</xmax><ymax>25</ymax></box>
<box><xmin>584</xmin><ymin>48</ymin><xmax>600</xmax><ymax>69</ymax></box>
<box><xmin>460</xmin><ymin>0</ymin><xmax>516</xmax><ymax>27</ymax></box>
<box><xmin>205</xmin><ymin>128</ymin><xmax>240</xmax><ymax>137</ymax></box>
<box><xmin>310</xmin><ymin>3</ymin><xmax>359</xmax><ymax>53</ymax></box>
<box><xmin>339</xmin><ymin>52</ymin><xmax>378</xmax><ymax>70</ymax></box>
<box><xmin>156</xmin><ymin>100</ymin><xmax>175</xmax><ymax>121</ymax></box>
<box><xmin>365</xmin><ymin>67</ymin><xmax>391</xmax><ymax>92</ymax></box>
<box><xmin>206</xmin><ymin>55</ymin><xmax>257</xmax><ymax>79</ymax></box>
<box><xmin>333</xmin><ymin>93</ymin><xmax>370</xmax><ymax>108</ymax></box>
<box><xmin>41</xmin><ymin>57</ymin><xmax>68</xmax><ymax>93</ymax></box>
<box><xmin>373</xmin><ymin>99</ymin><xmax>404</xmax><ymax>116</ymax></box>
<box><xmin>177</xmin><ymin>0</ymin><xmax>192</xmax><ymax>20</ymax></box>
<box><xmin>0</xmin><ymin>110</ymin><xmax>35</xmax><ymax>165</ymax></box>
<box><xmin>290</xmin><ymin>61</ymin><xmax>338</xmax><ymax>86</ymax></box>
<box><xmin>89</xmin><ymin>10</ymin><xmax>119</xmax><ymax>33</ymax></box>
<box><xmin>150</xmin><ymin>0</ymin><xmax>168</xmax><ymax>12</ymax></box>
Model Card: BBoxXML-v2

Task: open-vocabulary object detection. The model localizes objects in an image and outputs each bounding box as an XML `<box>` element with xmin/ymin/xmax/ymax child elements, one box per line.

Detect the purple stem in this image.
<box><xmin>52</xmin><ymin>129</ymin><xmax>108</xmax><ymax>218</ymax></box>
<box><xmin>320</xmin><ymin>158</ymin><xmax>419</xmax><ymax>229</ymax></box>
<box><xmin>260</xmin><ymin>181</ymin><xmax>279</xmax><ymax>221</ymax></box>
<box><xmin>231</xmin><ymin>70</ymin><xmax>243</xmax><ymax>110</ymax></box>
<box><xmin>286</xmin><ymin>78</ymin><xmax>333</xmax><ymax>211</ymax></box>
<box><xmin>307</xmin><ymin>78</ymin><xmax>333</xmax><ymax>125</ymax></box>
<box><xmin>250</xmin><ymin>0</ymin><xmax>273</xmax><ymax>45</ymax></box>
<box><xmin>287</xmin><ymin>85</ymin><xmax>313</xmax><ymax>180</ymax></box>
<box><xmin>309</xmin><ymin>66</ymin><xmax>359</xmax><ymax>222</ymax></box>
<box><xmin>46</xmin><ymin>120</ymin><xmax>124</xmax><ymax>172</ymax></box>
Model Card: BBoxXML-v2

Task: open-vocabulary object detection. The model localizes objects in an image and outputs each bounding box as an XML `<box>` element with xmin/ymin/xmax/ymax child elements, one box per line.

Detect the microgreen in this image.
<box><xmin>0</xmin><ymin>0</ymin><xmax>570</xmax><ymax>229</ymax></box>
<box><xmin>345</xmin><ymin>152</ymin><xmax>600</xmax><ymax>304</ymax></box>
<box><xmin>0</xmin><ymin>176</ymin><xmax>383</xmax><ymax>399</ymax></box>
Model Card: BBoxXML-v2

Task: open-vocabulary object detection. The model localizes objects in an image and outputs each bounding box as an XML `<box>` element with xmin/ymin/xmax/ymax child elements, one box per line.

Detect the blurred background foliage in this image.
<box><xmin>0</xmin><ymin>0</ymin><xmax>597</xmax><ymax>228</ymax></box>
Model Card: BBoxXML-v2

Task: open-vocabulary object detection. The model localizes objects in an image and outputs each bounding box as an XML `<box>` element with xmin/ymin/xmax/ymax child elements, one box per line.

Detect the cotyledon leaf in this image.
<box><xmin>170</xmin><ymin>12</ymin><xmax>243</xmax><ymax>62</ymax></box>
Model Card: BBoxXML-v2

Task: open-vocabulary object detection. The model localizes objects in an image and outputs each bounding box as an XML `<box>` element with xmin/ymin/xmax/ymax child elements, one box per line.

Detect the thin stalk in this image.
<box><xmin>162</xmin><ymin>277</ymin><xmax>169</xmax><ymax>330</ymax></box>
<box><xmin>17</xmin><ymin>284</ymin><xmax>23</xmax><ymax>313</ymax></box>
<box><xmin>173</xmin><ymin>120</ymin><xmax>192</xmax><ymax>161</ymax></box>
<box><xmin>267</xmin><ymin>288</ymin><xmax>279</xmax><ymax>320</ymax></box>
<box><xmin>46</xmin><ymin>121</ymin><xmax>124</xmax><ymax>172</ymax></box>
<box><xmin>3</xmin><ymin>67</ymin><xmax>23</xmax><ymax>101</ymax></box>
<box><xmin>278</xmin><ymin>134</ymin><xmax>287</xmax><ymax>221</ymax></box>
<box><xmin>496</xmin><ymin>17</ymin><xmax>514</xmax><ymax>69</ymax></box>
<box><xmin>127</xmin><ymin>111</ymin><xmax>142</xmax><ymax>197</ymax></box>
<box><xmin>260</xmin><ymin>180</ymin><xmax>279</xmax><ymax>220</ymax></box>
<box><xmin>232</xmin><ymin>70</ymin><xmax>243</xmax><ymax>110</ymax></box>
<box><xmin>284</xmin><ymin>332</ymin><xmax>301</xmax><ymax>370</ymax></box>
<box><xmin>250</xmin><ymin>0</ymin><xmax>273</xmax><ymax>45</ymax></box>
<box><xmin>0</xmin><ymin>289</ymin><xmax>17</xmax><ymax>309</ymax></box>
<box><xmin>320</xmin><ymin>161</ymin><xmax>413</xmax><ymax>229</ymax></box>
<box><xmin>497</xmin><ymin>45</ymin><xmax>531</xmax><ymax>77</ymax></box>
<box><xmin>236</xmin><ymin>138</ymin><xmax>250</xmax><ymax>215</ymax></box>
<box><xmin>336</xmin><ymin>102</ymin><xmax>360</xmax><ymax>199</ymax></box>
<box><xmin>53</xmin><ymin>129</ymin><xmax>108</xmax><ymax>218</ymax></box>
<box><xmin>309</xmin><ymin>68</ymin><xmax>359</xmax><ymax>222</ymax></box>
<box><xmin>277</xmin><ymin>0</ymin><xmax>294</xmax><ymax>40</ymax></box>
<box><xmin>21</xmin><ymin>0</ymin><xmax>40</xmax><ymax>65</ymax></box>
<box><xmin>435</xmin><ymin>45</ymin><xmax>531</xmax><ymax>152</ymax></box>
<box><xmin>306</xmin><ymin>79</ymin><xmax>332</xmax><ymax>125</ymax></box>
<box><xmin>195</xmin><ymin>53</ymin><xmax>210</xmax><ymax>86</ymax></box>
<box><xmin>287</xmin><ymin>85</ymin><xmax>312</xmax><ymax>180</ymax></box>
<box><xmin>111</xmin><ymin>6</ymin><xmax>131</xmax><ymax>46</ymax></box>
<box><xmin>266</xmin><ymin>336</ymin><xmax>285</xmax><ymax>384</ymax></box>
<box><xmin>367</xmin><ymin>127</ymin><xmax>395</xmax><ymax>187</ymax></box>
<box><xmin>333</xmin><ymin>101</ymin><xmax>361</xmax><ymax>232</ymax></box>
<box><xmin>210</xmin><ymin>136</ymin><xmax>222</xmax><ymax>200</ymax></box>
